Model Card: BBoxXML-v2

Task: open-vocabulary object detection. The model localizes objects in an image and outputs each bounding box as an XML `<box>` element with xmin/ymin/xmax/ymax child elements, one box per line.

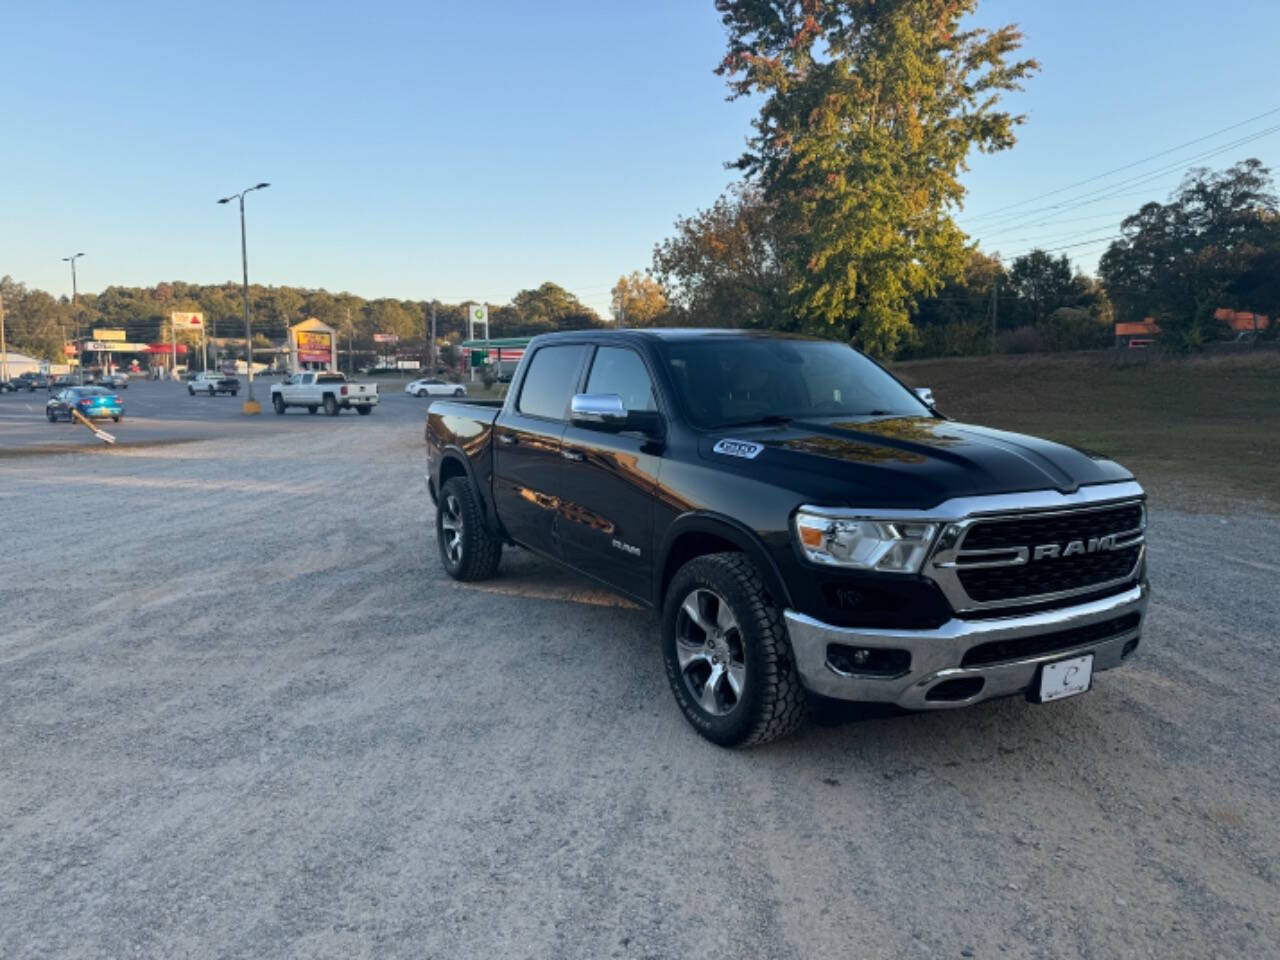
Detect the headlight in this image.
<box><xmin>793</xmin><ymin>510</ymin><xmax>939</xmax><ymax>574</ymax></box>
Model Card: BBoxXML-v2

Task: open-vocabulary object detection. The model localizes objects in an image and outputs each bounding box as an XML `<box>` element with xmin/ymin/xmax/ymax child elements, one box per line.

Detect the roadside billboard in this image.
<box><xmin>373</xmin><ymin>333</ymin><xmax>398</xmax><ymax>343</ymax></box>
<box><xmin>297</xmin><ymin>330</ymin><xmax>333</xmax><ymax>363</ymax></box>
<box><xmin>92</xmin><ymin>328</ymin><xmax>127</xmax><ymax>341</ymax></box>
<box><xmin>171</xmin><ymin>312</ymin><xmax>204</xmax><ymax>329</ymax></box>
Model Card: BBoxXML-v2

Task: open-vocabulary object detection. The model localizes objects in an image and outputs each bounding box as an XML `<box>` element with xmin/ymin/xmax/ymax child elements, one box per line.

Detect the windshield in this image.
<box><xmin>660</xmin><ymin>337</ymin><xmax>929</xmax><ymax>429</ymax></box>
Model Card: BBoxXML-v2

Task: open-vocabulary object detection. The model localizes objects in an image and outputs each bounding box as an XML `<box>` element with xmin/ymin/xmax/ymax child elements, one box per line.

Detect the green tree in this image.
<box><xmin>1007</xmin><ymin>249</ymin><xmax>1075</xmax><ymax>326</ymax></box>
<box><xmin>503</xmin><ymin>283</ymin><xmax>601</xmax><ymax>335</ymax></box>
<box><xmin>651</xmin><ymin>184</ymin><xmax>794</xmax><ymax>328</ymax></box>
<box><xmin>1100</xmin><ymin>159</ymin><xmax>1280</xmax><ymax>349</ymax></box>
<box><xmin>716</xmin><ymin>0</ymin><xmax>1037</xmax><ymax>355</ymax></box>
<box><xmin>905</xmin><ymin>249</ymin><xmax>1004</xmax><ymax>357</ymax></box>
<box><xmin>610</xmin><ymin>271</ymin><xmax>668</xmax><ymax>327</ymax></box>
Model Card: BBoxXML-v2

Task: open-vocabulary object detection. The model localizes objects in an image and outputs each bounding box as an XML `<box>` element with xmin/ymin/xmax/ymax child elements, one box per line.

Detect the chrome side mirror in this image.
<box><xmin>914</xmin><ymin>387</ymin><xmax>936</xmax><ymax>408</ymax></box>
<box><xmin>571</xmin><ymin>393</ymin><xmax>628</xmax><ymax>425</ymax></box>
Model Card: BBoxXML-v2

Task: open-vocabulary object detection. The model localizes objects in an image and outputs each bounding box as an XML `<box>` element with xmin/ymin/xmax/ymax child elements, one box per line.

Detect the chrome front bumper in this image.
<box><xmin>784</xmin><ymin>582</ymin><xmax>1148</xmax><ymax>709</ymax></box>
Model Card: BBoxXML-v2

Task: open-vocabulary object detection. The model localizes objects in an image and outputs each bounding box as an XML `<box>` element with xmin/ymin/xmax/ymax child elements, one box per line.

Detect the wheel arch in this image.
<box><xmin>656</xmin><ymin>513</ymin><xmax>792</xmax><ymax>611</ymax></box>
<box><xmin>437</xmin><ymin>447</ymin><xmax>505</xmax><ymax>539</ymax></box>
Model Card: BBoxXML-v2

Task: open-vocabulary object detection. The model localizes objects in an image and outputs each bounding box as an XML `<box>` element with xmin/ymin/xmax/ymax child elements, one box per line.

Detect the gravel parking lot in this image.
<box><xmin>1</xmin><ymin>422</ymin><xmax>1276</xmax><ymax>959</ymax></box>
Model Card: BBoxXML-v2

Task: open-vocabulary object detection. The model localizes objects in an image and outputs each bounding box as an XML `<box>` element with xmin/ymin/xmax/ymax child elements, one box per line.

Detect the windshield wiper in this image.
<box><xmin>717</xmin><ymin>414</ymin><xmax>793</xmax><ymax>429</ymax></box>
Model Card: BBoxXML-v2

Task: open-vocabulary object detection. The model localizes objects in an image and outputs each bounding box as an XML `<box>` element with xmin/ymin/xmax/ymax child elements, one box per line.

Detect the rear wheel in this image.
<box><xmin>437</xmin><ymin>477</ymin><xmax>502</xmax><ymax>581</ymax></box>
<box><xmin>112</xmin><ymin>415</ymin><xmax>121</xmax><ymax>423</ymax></box>
<box><xmin>273</xmin><ymin>395</ymin><xmax>286</xmax><ymax>415</ymax></box>
<box><xmin>209</xmin><ymin>386</ymin><xmax>216</xmax><ymax>396</ymax></box>
<box><xmin>356</xmin><ymin>405</ymin><xmax>372</xmax><ymax>415</ymax></box>
<box><xmin>307</xmin><ymin>405</ymin><xmax>318</xmax><ymax>415</ymax></box>
<box><xmin>662</xmin><ymin>553</ymin><xmax>807</xmax><ymax>747</ymax></box>
<box><xmin>454</xmin><ymin>387</ymin><xmax>464</xmax><ymax>396</ymax></box>
<box><xmin>323</xmin><ymin>395</ymin><xmax>338</xmax><ymax>416</ymax></box>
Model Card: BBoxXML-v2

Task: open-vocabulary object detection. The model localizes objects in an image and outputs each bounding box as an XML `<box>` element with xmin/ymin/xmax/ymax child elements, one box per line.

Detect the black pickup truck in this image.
<box><xmin>425</xmin><ymin>330</ymin><xmax>1148</xmax><ymax>746</ymax></box>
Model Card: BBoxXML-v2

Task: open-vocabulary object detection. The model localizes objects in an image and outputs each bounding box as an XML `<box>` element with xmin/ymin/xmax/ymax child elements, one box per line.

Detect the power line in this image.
<box><xmin>995</xmin><ymin>234</ymin><xmax>1123</xmax><ymax>263</ymax></box>
<box><xmin>961</xmin><ymin>105</ymin><xmax>1280</xmax><ymax>224</ymax></box>
<box><xmin>966</xmin><ymin>123</ymin><xmax>1280</xmax><ymax>235</ymax></box>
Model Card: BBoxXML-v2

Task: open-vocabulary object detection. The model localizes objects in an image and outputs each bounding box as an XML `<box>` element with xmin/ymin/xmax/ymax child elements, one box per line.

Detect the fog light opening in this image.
<box><xmin>1121</xmin><ymin>637</ymin><xmax>1140</xmax><ymax>659</ymax></box>
<box><xmin>826</xmin><ymin>644</ymin><xmax>911</xmax><ymax>678</ymax></box>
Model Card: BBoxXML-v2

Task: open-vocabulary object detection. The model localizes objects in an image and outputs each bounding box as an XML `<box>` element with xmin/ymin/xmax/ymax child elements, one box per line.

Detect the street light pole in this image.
<box><xmin>218</xmin><ymin>183</ymin><xmax>269</xmax><ymax>414</ymax></box>
<box><xmin>62</xmin><ymin>252</ymin><xmax>85</xmax><ymax>382</ymax></box>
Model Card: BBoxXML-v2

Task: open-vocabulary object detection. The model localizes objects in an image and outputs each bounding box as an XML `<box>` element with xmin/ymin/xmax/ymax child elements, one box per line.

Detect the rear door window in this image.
<box><xmin>516</xmin><ymin>345</ymin><xmax>587</xmax><ymax>420</ymax></box>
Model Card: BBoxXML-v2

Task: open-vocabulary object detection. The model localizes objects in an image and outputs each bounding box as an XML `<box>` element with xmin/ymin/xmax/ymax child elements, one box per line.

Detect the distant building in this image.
<box><xmin>1214</xmin><ymin>308</ymin><xmax>1272</xmax><ymax>338</ymax></box>
<box><xmin>1115</xmin><ymin>320</ymin><xmax>1160</xmax><ymax>348</ymax></box>
<box><xmin>1116</xmin><ymin>309</ymin><xmax>1273</xmax><ymax>347</ymax></box>
<box><xmin>0</xmin><ymin>350</ymin><xmax>47</xmax><ymax>376</ymax></box>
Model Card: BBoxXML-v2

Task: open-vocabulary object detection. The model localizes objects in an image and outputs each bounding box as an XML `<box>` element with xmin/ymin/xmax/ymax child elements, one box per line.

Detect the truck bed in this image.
<box><xmin>425</xmin><ymin>400</ymin><xmax>503</xmax><ymax>487</ymax></box>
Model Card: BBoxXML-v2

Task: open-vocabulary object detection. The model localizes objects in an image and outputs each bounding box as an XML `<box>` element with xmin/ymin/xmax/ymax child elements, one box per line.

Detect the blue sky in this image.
<box><xmin>4</xmin><ymin>0</ymin><xmax>1279</xmax><ymax>317</ymax></box>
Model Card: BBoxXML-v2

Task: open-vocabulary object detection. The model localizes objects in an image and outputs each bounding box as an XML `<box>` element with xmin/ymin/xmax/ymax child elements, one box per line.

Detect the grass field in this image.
<box><xmin>892</xmin><ymin>350</ymin><xmax>1279</xmax><ymax>510</ymax></box>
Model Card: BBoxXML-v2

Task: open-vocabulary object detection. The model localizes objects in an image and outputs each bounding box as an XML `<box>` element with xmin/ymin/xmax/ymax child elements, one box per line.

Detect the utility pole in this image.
<box><xmin>991</xmin><ymin>278</ymin><xmax>999</xmax><ymax>353</ymax></box>
<box><xmin>217</xmin><ymin>183</ymin><xmax>270</xmax><ymax>413</ymax></box>
<box><xmin>63</xmin><ymin>252</ymin><xmax>85</xmax><ymax>382</ymax></box>
<box><xmin>346</xmin><ymin>306</ymin><xmax>352</xmax><ymax>374</ymax></box>
<box><xmin>0</xmin><ymin>289</ymin><xmax>7</xmax><ymax>383</ymax></box>
<box><xmin>430</xmin><ymin>300</ymin><xmax>437</xmax><ymax>373</ymax></box>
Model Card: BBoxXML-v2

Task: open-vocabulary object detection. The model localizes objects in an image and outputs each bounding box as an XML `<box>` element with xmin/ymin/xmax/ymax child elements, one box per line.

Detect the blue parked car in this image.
<box><xmin>46</xmin><ymin>386</ymin><xmax>124</xmax><ymax>423</ymax></box>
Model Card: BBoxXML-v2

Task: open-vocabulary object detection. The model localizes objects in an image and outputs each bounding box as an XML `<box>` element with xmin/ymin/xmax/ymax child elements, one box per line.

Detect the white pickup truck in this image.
<box><xmin>270</xmin><ymin>372</ymin><xmax>378</xmax><ymax>416</ymax></box>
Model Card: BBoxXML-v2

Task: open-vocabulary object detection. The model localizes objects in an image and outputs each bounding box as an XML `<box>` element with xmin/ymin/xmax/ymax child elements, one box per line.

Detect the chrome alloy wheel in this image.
<box><xmin>674</xmin><ymin>588</ymin><xmax>746</xmax><ymax>716</ymax></box>
<box><xmin>440</xmin><ymin>493</ymin><xmax>464</xmax><ymax>566</ymax></box>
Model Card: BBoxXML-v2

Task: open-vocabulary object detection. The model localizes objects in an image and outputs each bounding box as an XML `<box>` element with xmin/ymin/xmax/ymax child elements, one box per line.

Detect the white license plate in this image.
<box><xmin>1038</xmin><ymin>654</ymin><xmax>1094</xmax><ymax>703</ymax></box>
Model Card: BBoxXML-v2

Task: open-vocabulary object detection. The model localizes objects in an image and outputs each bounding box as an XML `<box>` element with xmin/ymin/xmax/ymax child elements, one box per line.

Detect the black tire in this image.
<box><xmin>417</xmin><ymin>389</ymin><xmax>428</xmax><ymax>398</ymax></box>
<box><xmin>453</xmin><ymin>387</ymin><xmax>464</xmax><ymax>397</ymax></box>
<box><xmin>231</xmin><ymin>390</ymin><xmax>238</xmax><ymax>397</ymax></box>
<box><xmin>112</xmin><ymin>415</ymin><xmax>121</xmax><ymax>423</ymax></box>
<box><xmin>662</xmin><ymin>553</ymin><xmax>807</xmax><ymax>747</ymax></box>
<box><xmin>323</xmin><ymin>395</ymin><xmax>338</xmax><ymax>416</ymax></box>
<box><xmin>188</xmin><ymin>387</ymin><xmax>195</xmax><ymax>396</ymax></box>
<box><xmin>437</xmin><ymin>476</ymin><xmax>502</xmax><ymax>581</ymax></box>
<box><xmin>307</xmin><ymin>405</ymin><xmax>318</xmax><ymax>415</ymax></box>
<box><xmin>209</xmin><ymin>386</ymin><xmax>216</xmax><ymax>396</ymax></box>
<box><xmin>272</xmin><ymin>395</ymin><xmax>286</xmax><ymax>415</ymax></box>
<box><xmin>356</xmin><ymin>405</ymin><xmax>372</xmax><ymax>415</ymax></box>
<box><xmin>46</xmin><ymin>408</ymin><xmax>56</xmax><ymax>422</ymax></box>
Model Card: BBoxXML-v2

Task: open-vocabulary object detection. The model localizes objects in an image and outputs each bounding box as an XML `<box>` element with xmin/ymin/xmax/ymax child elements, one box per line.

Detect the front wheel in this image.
<box><xmin>46</xmin><ymin>409</ymin><xmax>56</xmax><ymax>422</ymax></box>
<box><xmin>437</xmin><ymin>477</ymin><xmax>502</xmax><ymax>581</ymax></box>
<box><xmin>662</xmin><ymin>553</ymin><xmax>807</xmax><ymax>747</ymax></box>
<box><xmin>323</xmin><ymin>395</ymin><xmax>338</xmax><ymax>416</ymax></box>
<box><xmin>188</xmin><ymin>387</ymin><xmax>194</xmax><ymax>396</ymax></box>
<box><xmin>307</xmin><ymin>405</ymin><xmax>318</xmax><ymax>415</ymax></box>
<box><xmin>112</xmin><ymin>415</ymin><xmax>121</xmax><ymax>423</ymax></box>
<box><xmin>417</xmin><ymin>389</ymin><xmax>428</xmax><ymax>398</ymax></box>
<box><xmin>273</xmin><ymin>395</ymin><xmax>286</xmax><ymax>414</ymax></box>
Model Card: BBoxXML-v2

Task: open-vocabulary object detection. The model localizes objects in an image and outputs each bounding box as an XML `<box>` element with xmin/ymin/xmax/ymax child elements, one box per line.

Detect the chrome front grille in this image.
<box><xmin>927</xmin><ymin>500</ymin><xmax>1146</xmax><ymax>613</ymax></box>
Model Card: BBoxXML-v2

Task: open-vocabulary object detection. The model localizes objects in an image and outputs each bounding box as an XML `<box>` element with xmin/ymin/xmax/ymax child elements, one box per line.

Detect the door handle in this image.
<box><xmin>561</xmin><ymin>448</ymin><xmax>585</xmax><ymax>462</ymax></box>
<box><xmin>498</xmin><ymin>434</ymin><xmax>518</xmax><ymax>445</ymax></box>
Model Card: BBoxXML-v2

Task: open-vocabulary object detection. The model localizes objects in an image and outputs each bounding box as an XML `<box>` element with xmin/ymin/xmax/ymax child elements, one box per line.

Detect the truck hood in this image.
<box><xmin>701</xmin><ymin>416</ymin><xmax>1134</xmax><ymax>509</ymax></box>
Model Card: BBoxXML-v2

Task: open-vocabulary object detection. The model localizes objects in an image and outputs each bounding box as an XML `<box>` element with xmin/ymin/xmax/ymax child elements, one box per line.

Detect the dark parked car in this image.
<box><xmin>11</xmin><ymin>372</ymin><xmax>50</xmax><ymax>391</ymax></box>
<box><xmin>426</xmin><ymin>329</ymin><xmax>1149</xmax><ymax>746</ymax></box>
<box><xmin>47</xmin><ymin>386</ymin><xmax>124</xmax><ymax>423</ymax></box>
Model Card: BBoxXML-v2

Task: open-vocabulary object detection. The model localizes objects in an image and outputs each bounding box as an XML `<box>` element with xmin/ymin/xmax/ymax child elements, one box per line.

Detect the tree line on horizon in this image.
<box><xmin>0</xmin><ymin>277</ymin><xmax>608</xmax><ymax>364</ymax></box>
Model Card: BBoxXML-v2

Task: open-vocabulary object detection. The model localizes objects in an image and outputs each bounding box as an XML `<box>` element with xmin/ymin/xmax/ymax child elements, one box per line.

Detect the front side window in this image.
<box><xmin>585</xmin><ymin>347</ymin><xmax>656</xmax><ymax>412</ymax></box>
<box><xmin>660</xmin><ymin>337</ymin><xmax>929</xmax><ymax>429</ymax></box>
<box><xmin>516</xmin><ymin>345</ymin><xmax>586</xmax><ymax>420</ymax></box>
